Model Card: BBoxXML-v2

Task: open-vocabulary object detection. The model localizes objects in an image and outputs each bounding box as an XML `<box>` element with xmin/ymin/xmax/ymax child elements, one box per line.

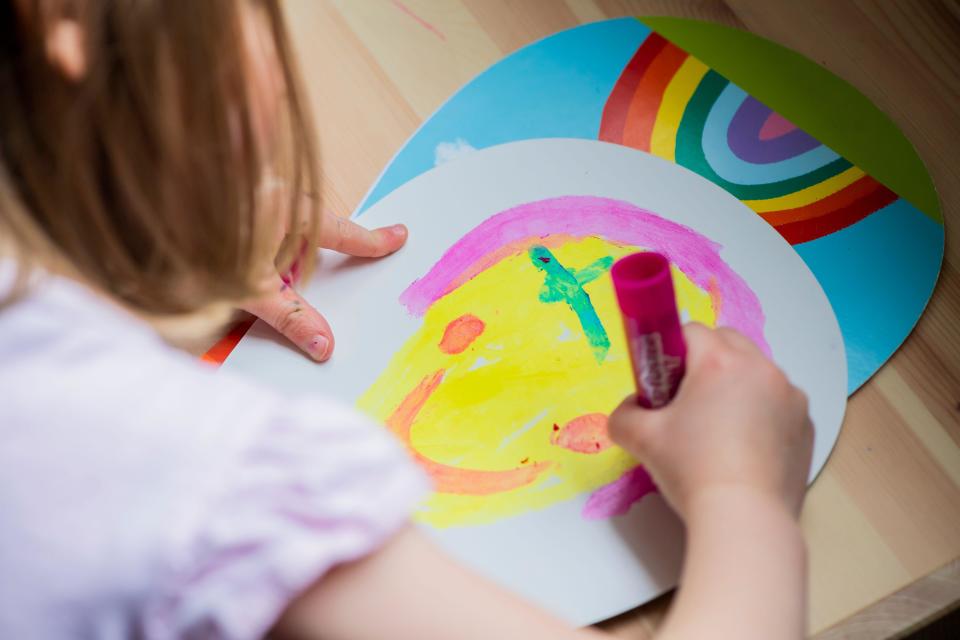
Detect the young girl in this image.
<box><xmin>0</xmin><ymin>2</ymin><xmax>814</xmax><ymax>639</ymax></box>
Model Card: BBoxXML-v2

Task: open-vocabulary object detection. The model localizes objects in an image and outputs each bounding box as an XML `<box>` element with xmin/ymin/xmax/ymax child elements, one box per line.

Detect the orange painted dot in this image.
<box><xmin>551</xmin><ymin>413</ymin><xmax>614</xmax><ymax>454</ymax></box>
<box><xmin>439</xmin><ymin>314</ymin><xmax>486</xmax><ymax>354</ymax></box>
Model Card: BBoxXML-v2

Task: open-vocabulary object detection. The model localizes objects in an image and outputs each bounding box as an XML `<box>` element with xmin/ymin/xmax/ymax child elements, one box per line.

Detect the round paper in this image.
<box><xmin>223</xmin><ymin>139</ymin><xmax>846</xmax><ymax>624</ymax></box>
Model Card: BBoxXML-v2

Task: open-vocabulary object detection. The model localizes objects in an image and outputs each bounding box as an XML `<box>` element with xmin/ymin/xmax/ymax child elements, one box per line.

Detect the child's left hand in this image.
<box><xmin>241</xmin><ymin>211</ymin><xmax>408</xmax><ymax>362</ymax></box>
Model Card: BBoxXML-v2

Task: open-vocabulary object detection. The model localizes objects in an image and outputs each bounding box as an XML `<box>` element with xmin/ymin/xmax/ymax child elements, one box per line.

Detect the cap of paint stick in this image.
<box><xmin>611</xmin><ymin>252</ymin><xmax>687</xmax><ymax>408</ymax></box>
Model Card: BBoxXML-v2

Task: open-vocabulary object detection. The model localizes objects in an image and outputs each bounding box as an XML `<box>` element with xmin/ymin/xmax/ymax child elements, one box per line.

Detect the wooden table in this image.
<box><xmin>282</xmin><ymin>1</ymin><xmax>960</xmax><ymax>637</ymax></box>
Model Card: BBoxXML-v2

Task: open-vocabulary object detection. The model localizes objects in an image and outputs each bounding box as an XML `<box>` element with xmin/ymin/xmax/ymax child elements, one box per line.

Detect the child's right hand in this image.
<box><xmin>608</xmin><ymin>323</ymin><xmax>814</xmax><ymax>521</ymax></box>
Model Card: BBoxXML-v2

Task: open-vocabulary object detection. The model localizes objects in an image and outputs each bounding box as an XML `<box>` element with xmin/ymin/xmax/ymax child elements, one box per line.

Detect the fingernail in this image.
<box><xmin>308</xmin><ymin>335</ymin><xmax>330</xmax><ymax>361</ymax></box>
<box><xmin>390</xmin><ymin>224</ymin><xmax>407</xmax><ymax>237</ymax></box>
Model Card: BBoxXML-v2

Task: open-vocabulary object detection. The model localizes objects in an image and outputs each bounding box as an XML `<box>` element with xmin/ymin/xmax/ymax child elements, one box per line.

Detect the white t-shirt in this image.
<box><xmin>0</xmin><ymin>271</ymin><xmax>428</xmax><ymax>640</ymax></box>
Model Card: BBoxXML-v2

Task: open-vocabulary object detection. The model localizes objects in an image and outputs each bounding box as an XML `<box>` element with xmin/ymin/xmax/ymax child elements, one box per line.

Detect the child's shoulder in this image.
<box><xmin>0</xmin><ymin>269</ymin><xmax>419</xmax><ymax>499</ymax></box>
<box><xmin>0</xmin><ymin>271</ymin><xmax>427</xmax><ymax>640</ymax></box>
<box><xmin>0</xmin><ymin>271</ymin><xmax>281</xmax><ymax>456</ymax></box>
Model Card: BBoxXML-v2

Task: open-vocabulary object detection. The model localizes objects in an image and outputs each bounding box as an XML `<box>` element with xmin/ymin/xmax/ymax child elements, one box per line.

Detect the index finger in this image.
<box><xmin>714</xmin><ymin>326</ymin><xmax>765</xmax><ymax>356</ymax></box>
<box><xmin>320</xmin><ymin>212</ymin><xmax>408</xmax><ymax>258</ymax></box>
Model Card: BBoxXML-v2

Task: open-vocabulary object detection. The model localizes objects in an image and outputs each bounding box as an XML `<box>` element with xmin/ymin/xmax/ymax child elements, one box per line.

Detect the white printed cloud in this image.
<box><xmin>434</xmin><ymin>138</ymin><xmax>476</xmax><ymax>166</ymax></box>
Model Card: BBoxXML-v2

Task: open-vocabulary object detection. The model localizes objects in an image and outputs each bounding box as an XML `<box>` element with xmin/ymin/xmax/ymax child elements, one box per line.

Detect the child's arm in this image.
<box><xmin>274</xmin><ymin>324</ymin><xmax>812</xmax><ymax>640</ymax></box>
<box><xmin>654</xmin><ymin>487</ymin><xmax>806</xmax><ymax>640</ymax></box>
<box><xmin>608</xmin><ymin>324</ymin><xmax>812</xmax><ymax>640</ymax></box>
<box><xmin>274</xmin><ymin>524</ymin><xmax>604</xmax><ymax>640</ymax></box>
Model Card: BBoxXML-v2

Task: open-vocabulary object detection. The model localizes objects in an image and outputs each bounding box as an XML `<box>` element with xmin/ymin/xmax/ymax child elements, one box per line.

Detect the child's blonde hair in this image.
<box><xmin>0</xmin><ymin>0</ymin><xmax>320</xmax><ymax>315</ymax></box>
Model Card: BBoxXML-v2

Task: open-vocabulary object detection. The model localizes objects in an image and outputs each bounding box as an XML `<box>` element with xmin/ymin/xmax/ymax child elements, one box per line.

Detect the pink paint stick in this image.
<box><xmin>611</xmin><ymin>252</ymin><xmax>687</xmax><ymax>409</ymax></box>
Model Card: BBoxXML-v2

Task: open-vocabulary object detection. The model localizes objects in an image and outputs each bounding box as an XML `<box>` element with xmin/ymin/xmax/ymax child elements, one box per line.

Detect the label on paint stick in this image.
<box><xmin>628</xmin><ymin>330</ymin><xmax>684</xmax><ymax>409</ymax></box>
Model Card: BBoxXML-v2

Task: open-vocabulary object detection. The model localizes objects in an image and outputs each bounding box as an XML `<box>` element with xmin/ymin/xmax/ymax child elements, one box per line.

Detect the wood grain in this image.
<box><xmin>281</xmin><ymin>1</ymin><xmax>960</xmax><ymax>637</ymax></box>
<box><xmin>815</xmin><ymin>560</ymin><xmax>960</xmax><ymax>640</ymax></box>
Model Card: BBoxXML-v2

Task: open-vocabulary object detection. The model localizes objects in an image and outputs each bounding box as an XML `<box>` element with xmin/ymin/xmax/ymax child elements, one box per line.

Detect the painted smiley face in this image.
<box><xmin>357</xmin><ymin>196</ymin><xmax>766</xmax><ymax>528</ymax></box>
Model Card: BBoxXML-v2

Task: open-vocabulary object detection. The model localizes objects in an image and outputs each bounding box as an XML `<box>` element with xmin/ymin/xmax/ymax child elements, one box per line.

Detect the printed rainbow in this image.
<box><xmin>599</xmin><ymin>32</ymin><xmax>897</xmax><ymax>245</ymax></box>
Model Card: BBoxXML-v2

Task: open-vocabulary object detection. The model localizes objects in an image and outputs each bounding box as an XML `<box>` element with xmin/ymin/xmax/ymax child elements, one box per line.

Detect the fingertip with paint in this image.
<box><xmin>308</xmin><ymin>334</ymin><xmax>331</xmax><ymax>361</ymax></box>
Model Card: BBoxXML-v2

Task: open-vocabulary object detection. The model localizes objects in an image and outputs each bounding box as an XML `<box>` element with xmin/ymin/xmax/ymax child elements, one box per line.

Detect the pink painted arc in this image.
<box><xmin>399</xmin><ymin>195</ymin><xmax>769</xmax><ymax>355</ymax></box>
<box><xmin>759</xmin><ymin>111</ymin><xmax>798</xmax><ymax>140</ymax></box>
